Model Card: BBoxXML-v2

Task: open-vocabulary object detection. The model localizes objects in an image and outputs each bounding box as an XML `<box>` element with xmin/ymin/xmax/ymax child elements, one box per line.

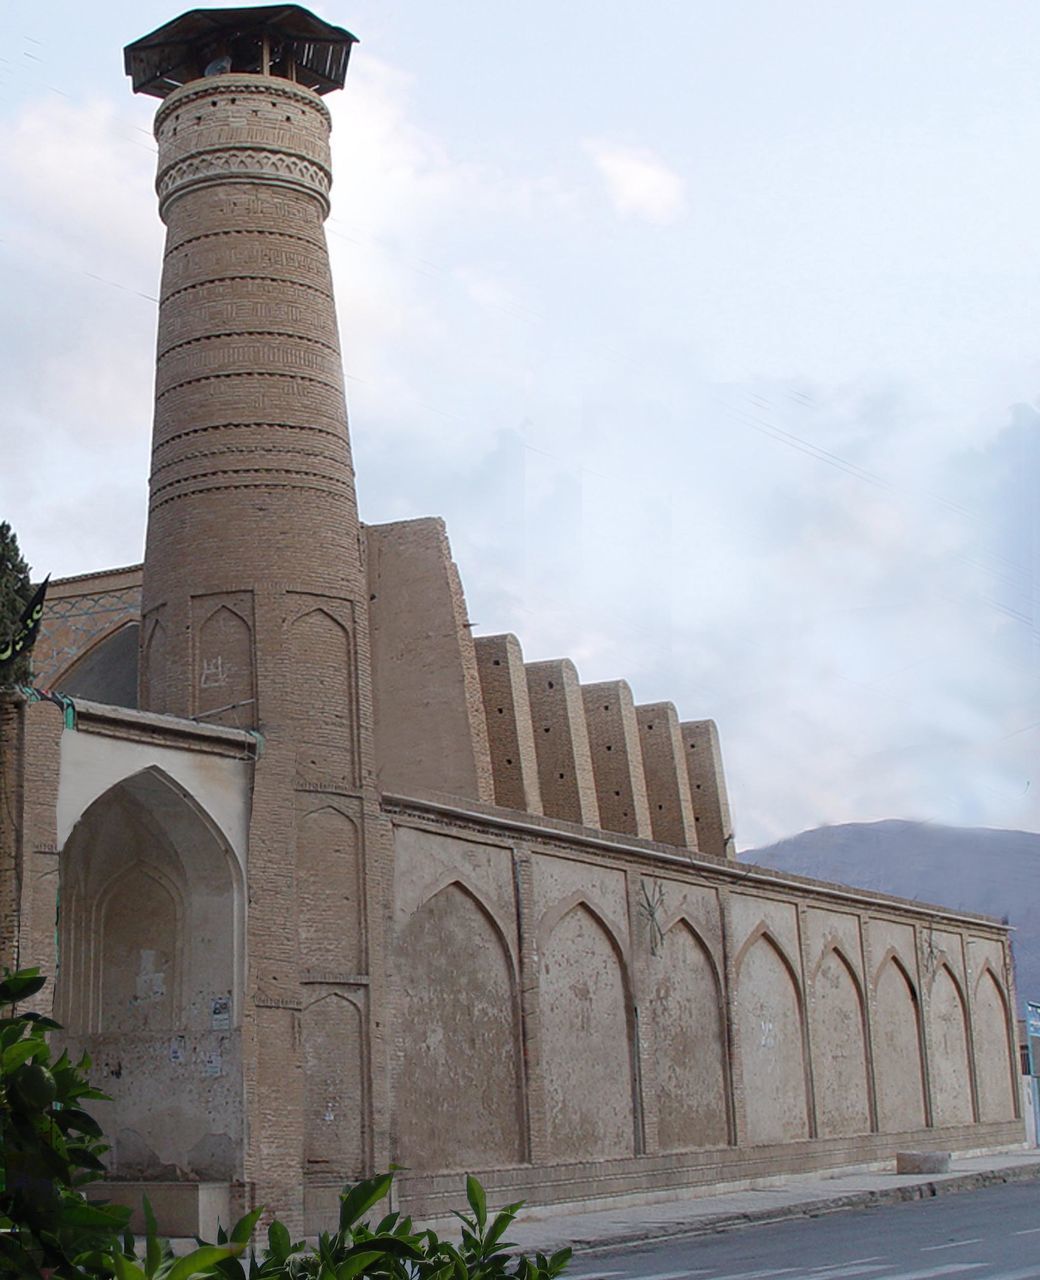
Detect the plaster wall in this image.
<box><xmin>56</xmin><ymin>711</ymin><xmax>252</xmax><ymax>860</ymax></box>
<box><xmin>386</xmin><ymin>801</ymin><xmax>1021</xmax><ymax>1218</ymax></box>
<box><xmin>803</xmin><ymin>907</ymin><xmax>871</xmax><ymax>1138</ymax></box>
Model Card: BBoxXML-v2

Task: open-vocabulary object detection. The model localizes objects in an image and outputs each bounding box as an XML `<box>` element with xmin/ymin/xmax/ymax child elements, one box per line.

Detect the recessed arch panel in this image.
<box><xmin>929</xmin><ymin>964</ymin><xmax>975</xmax><ymax>1127</ymax></box>
<box><xmin>99</xmin><ymin>862</ymin><xmax>180</xmax><ymax>1034</ymax></box>
<box><xmin>810</xmin><ymin>945</ymin><xmax>870</xmax><ymax>1137</ymax></box>
<box><xmin>873</xmin><ymin>956</ymin><xmax>927</xmax><ymax>1133</ymax></box>
<box><xmin>540</xmin><ymin>901</ymin><xmax>635</xmax><ymax>1160</ymax></box>
<box><xmin>196</xmin><ymin>603</ymin><xmax>254</xmax><ymax>727</ymax></box>
<box><xmin>649</xmin><ymin>919</ymin><xmax>729</xmax><ymax>1149</ymax></box>
<box><xmin>736</xmin><ymin>931</ymin><xmax>809</xmax><ymax>1144</ymax></box>
<box><xmin>291</xmin><ymin>606</ymin><xmax>357</xmax><ymax>786</ymax></box>
<box><xmin>298</xmin><ymin>805</ymin><xmax>362</xmax><ymax>973</ymax></box>
<box><xmin>303</xmin><ymin>992</ymin><xmax>365</xmax><ymax>1177</ymax></box>
<box><xmin>395</xmin><ymin>881</ymin><xmax>523</xmax><ymax>1170</ymax></box>
<box><xmin>973</xmin><ymin>967</ymin><xmax>1016</xmax><ymax>1122</ymax></box>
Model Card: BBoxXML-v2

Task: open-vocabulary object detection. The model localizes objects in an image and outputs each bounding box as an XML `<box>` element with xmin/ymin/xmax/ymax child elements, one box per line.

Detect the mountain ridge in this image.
<box><xmin>743</xmin><ymin>819</ymin><xmax>1039</xmax><ymax>1009</ymax></box>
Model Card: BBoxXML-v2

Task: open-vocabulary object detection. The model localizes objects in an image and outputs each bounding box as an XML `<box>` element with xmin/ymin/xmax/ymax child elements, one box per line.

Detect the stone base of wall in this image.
<box><xmin>393</xmin><ymin>1122</ymin><xmax>1025</xmax><ymax>1223</ymax></box>
<box><xmin>88</xmin><ymin>1181</ymin><xmax>233</xmax><ymax>1239</ymax></box>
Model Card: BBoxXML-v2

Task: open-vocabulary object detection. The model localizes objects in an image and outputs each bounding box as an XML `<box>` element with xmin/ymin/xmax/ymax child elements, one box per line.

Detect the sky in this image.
<box><xmin>1</xmin><ymin>2</ymin><xmax>1040</xmax><ymax>849</ymax></box>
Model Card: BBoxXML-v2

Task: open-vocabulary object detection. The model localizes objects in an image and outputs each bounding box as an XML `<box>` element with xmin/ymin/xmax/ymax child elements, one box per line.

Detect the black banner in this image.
<box><xmin>0</xmin><ymin>577</ymin><xmax>49</xmax><ymax>673</ymax></box>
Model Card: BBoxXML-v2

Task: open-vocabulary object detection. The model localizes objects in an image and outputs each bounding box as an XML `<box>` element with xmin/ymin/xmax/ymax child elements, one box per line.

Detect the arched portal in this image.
<box><xmin>54</xmin><ymin>767</ymin><xmax>243</xmax><ymax>1181</ymax></box>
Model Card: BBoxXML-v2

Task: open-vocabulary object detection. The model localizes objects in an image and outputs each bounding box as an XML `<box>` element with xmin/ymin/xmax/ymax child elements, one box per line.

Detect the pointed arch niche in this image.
<box><xmin>647</xmin><ymin>919</ymin><xmax>730</xmax><ymax>1149</ymax></box>
<box><xmin>973</xmin><ymin>966</ymin><xmax>1017</xmax><ymax>1122</ymax></box>
<box><xmin>195</xmin><ymin>602</ymin><xmax>255</xmax><ymax>728</ymax></box>
<box><xmin>539</xmin><ymin>901</ymin><xmax>636</xmax><ymax>1161</ymax></box>
<box><xmin>928</xmin><ymin>964</ymin><xmax>975</xmax><ymax>1127</ymax></box>
<box><xmin>872</xmin><ymin>955</ymin><xmax>927</xmax><ymax>1133</ymax></box>
<box><xmin>809</xmin><ymin>945</ymin><xmax>871</xmax><ymax>1137</ymax></box>
<box><xmin>290</xmin><ymin>605</ymin><xmax>357</xmax><ymax>787</ymax></box>
<box><xmin>394</xmin><ymin>880</ymin><xmax>524</xmax><ymax>1170</ymax></box>
<box><xmin>54</xmin><ymin>767</ymin><xmax>244</xmax><ymax>1181</ymax></box>
<box><xmin>735</xmin><ymin>929</ymin><xmax>809</xmax><ymax>1145</ymax></box>
<box><xmin>298</xmin><ymin>805</ymin><xmax>363</xmax><ymax>974</ymax></box>
<box><xmin>303</xmin><ymin>991</ymin><xmax>366</xmax><ymax>1179</ymax></box>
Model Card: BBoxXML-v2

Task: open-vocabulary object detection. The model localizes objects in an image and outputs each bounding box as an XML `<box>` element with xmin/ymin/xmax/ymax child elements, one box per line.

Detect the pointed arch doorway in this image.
<box><xmin>54</xmin><ymin>766</ymin><xmax>244</xmax><ymax>1181</ymax></box>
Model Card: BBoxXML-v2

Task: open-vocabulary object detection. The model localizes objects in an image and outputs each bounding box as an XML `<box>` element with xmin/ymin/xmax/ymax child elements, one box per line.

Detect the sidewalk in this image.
<box><xmin>502</xmin><ymin>1150</ymin><xmax>1040</xmax><ymax>1256</ymax></box>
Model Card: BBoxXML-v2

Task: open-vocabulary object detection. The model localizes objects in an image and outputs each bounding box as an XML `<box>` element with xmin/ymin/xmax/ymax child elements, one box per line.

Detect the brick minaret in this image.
<box><xmin>126</xmin><ymin>9</ymin><xmax>389</xmax><ymax>1229</ymax></box>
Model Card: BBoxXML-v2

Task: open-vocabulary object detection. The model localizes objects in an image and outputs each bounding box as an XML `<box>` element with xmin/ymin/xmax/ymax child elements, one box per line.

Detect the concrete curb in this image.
<box><xmin>548</xmin><ymin>1161</ymin><xmax>1040</xmax><ymax>1255</ymax></box>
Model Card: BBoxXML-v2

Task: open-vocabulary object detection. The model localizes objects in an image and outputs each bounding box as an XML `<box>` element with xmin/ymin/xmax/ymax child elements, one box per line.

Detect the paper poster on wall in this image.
<box><xmin>211</xmin><ymin>995</ymin><xmax>231</xmax><ymax>1030</ymax></box>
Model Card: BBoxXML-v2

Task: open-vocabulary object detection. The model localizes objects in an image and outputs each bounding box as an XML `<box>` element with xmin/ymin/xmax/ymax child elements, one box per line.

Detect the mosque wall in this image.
<box><xmin>384</xmin><ymin>796</ymin><xmax>1022</xmax><ymax>1221</ymax></box>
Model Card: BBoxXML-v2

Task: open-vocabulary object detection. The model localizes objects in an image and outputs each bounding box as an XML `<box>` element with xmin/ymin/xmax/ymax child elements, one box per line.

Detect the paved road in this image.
<box><xmin>567</xmin><ymin>1182</ymin><xmax>1040</xmax><ymax>1280</ymax></box>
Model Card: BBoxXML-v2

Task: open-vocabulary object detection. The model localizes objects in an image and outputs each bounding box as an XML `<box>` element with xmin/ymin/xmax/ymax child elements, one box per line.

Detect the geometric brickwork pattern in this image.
<box><xmin>34</xmin><ymin>585</ymin><xmax>141</xmax><ymax>686</ymax></box>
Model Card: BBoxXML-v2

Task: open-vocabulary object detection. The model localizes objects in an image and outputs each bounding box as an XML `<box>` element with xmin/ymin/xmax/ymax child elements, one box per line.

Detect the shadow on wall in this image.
<box><xmin>53</xmin><ymin>623</ymin><xmax>139</xmax><ymax>709</ymax></box>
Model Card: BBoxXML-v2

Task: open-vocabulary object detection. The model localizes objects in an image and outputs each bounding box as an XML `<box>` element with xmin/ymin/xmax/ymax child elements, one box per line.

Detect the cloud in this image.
<box><xmin>584</xmin><ymin>140</ymin><xmax>685</xmax><ymax>224</ymax></box>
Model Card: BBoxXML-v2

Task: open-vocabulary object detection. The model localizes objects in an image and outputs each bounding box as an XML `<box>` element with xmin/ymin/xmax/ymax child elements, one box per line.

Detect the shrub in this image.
<box><xmin>0</xmin><ymin>966</ymin><xmax>133</xmax><ymax>1275</ymax></box>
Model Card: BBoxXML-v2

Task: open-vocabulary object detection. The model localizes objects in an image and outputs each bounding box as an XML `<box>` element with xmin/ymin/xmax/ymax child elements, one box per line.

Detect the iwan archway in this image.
<box><xmin>54</xmin><ymin>767</ymin><xmax>244</xmax><ymax>1180</ymax></box>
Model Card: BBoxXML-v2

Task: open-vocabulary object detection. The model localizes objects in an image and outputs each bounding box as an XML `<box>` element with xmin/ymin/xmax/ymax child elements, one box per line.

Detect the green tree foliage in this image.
<box><xmin>1</xmin><ymin>967</ymin><xmax>574</xmax><ymax>1280</ymax></box>
<box><xmin>0</xmin><ymin>521</ymin><xmax>33</xmax><ymax>688</ymax></box>
<box><xmin>0</xmin><ymin>966</ymin><xmax>132</xmax><ymax>1276</ymax></box>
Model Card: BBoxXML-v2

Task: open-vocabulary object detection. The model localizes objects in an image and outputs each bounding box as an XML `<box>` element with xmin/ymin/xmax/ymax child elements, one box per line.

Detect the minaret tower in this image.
<box><xmin>125</xmin><ymin>9</ymin><xmax>387</xmax><ymax>1230</ymax></box>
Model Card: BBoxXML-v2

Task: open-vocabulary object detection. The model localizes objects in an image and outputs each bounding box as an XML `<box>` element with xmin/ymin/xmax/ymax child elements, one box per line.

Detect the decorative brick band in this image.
<box><xmin>157</xmin><ymin>147</ymin><xmax>332</xmax><ymax>218</ymax></box>
<box><xmin>151</xmin><ymin>421</ymin><xmax>352</xmax><ymax>451</ymax></box>
<box><xmin>154</xmin><ymin>74</ymin><xmax>332</xmax><ymax>132</ymax></box>
<box><xmin>154</xmin><ymin>369</ymin><xmax>343</xmax><ymax>402</ymax></box>
<box><xmin>161</xmin><ymin>276</ymin><xmax>335</xmax><ymax>306</ymax></box>
<box><xmin>148</xmin><ymin>479</ymin><xmax>350</xmax><ymax>512</ymax></box>
<box><xmin>150</xmin><ymin>464</ymin><xmax>353</xmax><ymax>499</ymax></box>
<box><xmin>158</xmin><ymin>330</ymin><xmax>341</xmax><ymax>361</ymax></box>
<box><xmin>150</xmin><ymin>443</ymin><xmax>350</xmax><ymax>477</ymax></box>
<box><xmin>165</xmin><ymin>227</ymin><xmax>326</xmax><ymax>255</ymax></box>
